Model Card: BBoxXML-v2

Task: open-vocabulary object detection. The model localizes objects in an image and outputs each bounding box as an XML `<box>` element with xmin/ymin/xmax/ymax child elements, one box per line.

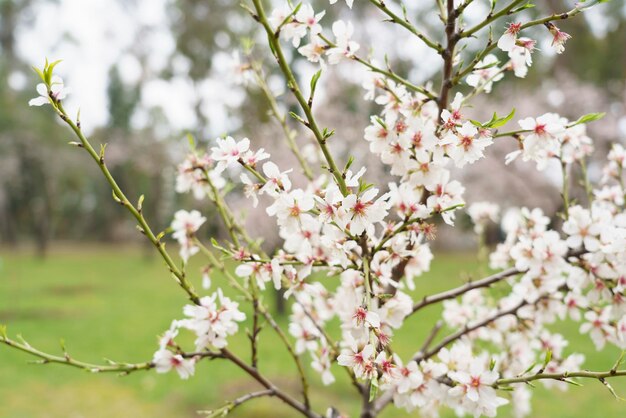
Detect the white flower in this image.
<box><xmin>394</xmin><ymin>359</ymin><xmax>423</xmax><ymax>394</ymax></box>
<box><xmin>210</xmin><ymin>136</ymin><xmax>250</xmax><ymax>173</ymax></box>
<box><xmin>327</xmin><ymin>21</ymin><xmax>359</xmax><ymax>65</ymax></box>
<box><xmin>337</xmin><ymin>343</ymin><xmax>375</xmax><ymax>378</ymax></box>
<box><xmin>444</xmin><ymin>122</ymin><xmax>493</xmax><ymax>168</ymax></box>
<box><xmin>508</xmin><ymin>37</ymin><xmax>536</xmax><ymax>78</ymax></box>
<box><xmin>466</xmin><ymin>55</ymin><xmax>503</xmax><ymax>93</ymax></box>
<box><xmin>517</xmin><ymin>113</ymin><xmax>566</xmax><ymax>169</ymax></box>
<box><xmin>175</xmin><ymin>152</ymin><xmax>224</xmax><ymax>200</ymax></box>
<box><xmin>497</xmin><ymin>22</ymin><xmax>522</xmax><ymax>52</ymax></box>
<box><xmin>259</xmin><ymin>162</ymin><xmax>292</xmax><ymax>196</ymax></box>
<box><xmin>352</xmin><ymin>306</ymin><xmax>380</xmax><ymax>329</ymax></box>
<box><xmin>225</xmin><ymin>51</ymin><xmax>253</xmax><ymax>86</ymax></box>
<box><xmin>295</xmin><ymin>4</ymin><xmax>325</xmax><ymax>35</ymax></box>
<box><xmin>562</xmin><ymin>206</ymin><xmax>601</xmax><ymax>251</ymax></box>
<box><xmin>449</xmin><ymin>362</ymin><xmax>508</xmax><ymax>416</ymax></box>
<box><xmin>152</xmin><ymin>349</ymin><xmax>195</xmax><ymax>379</ymax></box>
<box><xmin>266</xmin><ymin>189</ymin><xmax>315</xmax><ymax>233</ymax></box>
<box><xmin>341</xmin><ymin>188</ymin><xmax>389</xmax><ymax>235</ymax></box>
<box><xmin>269</xmin><ymin>4</ymin><xmax>307</xmax><ymax>47</ymax></box>
<box><xmin>440</xmin><ymin>92</ymin><xmax>464</xmax><ymax>130</ymax></box>
<box><xmin>580</xmin><ymin>309</ymin><xmax>612</xmax><ymax>350</ymax></box>
<box><xmin>29</xmin><ymin>75</ymin><xmax>67</xmax><ymax>106</ymax></box>
<box><xmin>298</xmin><ymin>38</ymin><xmax>326</xmax><ymax>65</ymax></box>
<box><xmin>171</xmin><ymin>210</ymin><xmax>206</xmax><ymax>262</ymax></box>
<box><xmin>240</xmin><ymin>173</ymin><xmax>260</xmax><ymax>207</ymax></box>
<box><xmin>468</xmin><ymin>201</ymin><xmax>500</xmax><ymax>234</ymax></box>
<box><xmin>236</xmin><ymin>258</ymin><xmax>284</xmax><ymax>290</ymax></box>
<box><xmin>180</xmin><ymin>290</ymin><xmax>246</xmax><ymax>350</ymax></box>
<box><xmin>311</xmin><ymin>345</ymin><xmax>335</xmax><ymax>385</ymax></box>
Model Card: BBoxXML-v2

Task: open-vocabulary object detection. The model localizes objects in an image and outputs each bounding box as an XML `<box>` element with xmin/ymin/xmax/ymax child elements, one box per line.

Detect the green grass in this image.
<box><xmin>0</xmin><ymin>245</ymin><xmax>624</xmax><ymax>417</ymax></box>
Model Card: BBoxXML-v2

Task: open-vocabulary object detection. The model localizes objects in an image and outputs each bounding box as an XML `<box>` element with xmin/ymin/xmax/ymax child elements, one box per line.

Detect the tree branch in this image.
<box><xmin>410</xmin><ymin>267</ymin><xmax>521</xmax><ymax>314</ymax></box>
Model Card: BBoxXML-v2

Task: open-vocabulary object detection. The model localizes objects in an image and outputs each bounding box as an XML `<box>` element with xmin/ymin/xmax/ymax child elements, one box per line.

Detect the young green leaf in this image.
<box><xmin>570</xmin><ymin>112</ymin><xmax>605</xmax><ymax>127</ymax></box>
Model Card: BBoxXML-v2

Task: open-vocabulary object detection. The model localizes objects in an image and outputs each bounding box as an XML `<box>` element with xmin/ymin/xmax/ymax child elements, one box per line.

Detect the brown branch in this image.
<box><xmin>220</xmin><ymin>348</ymin><xmax>321</xmax><ymax>418</ymax></box>
<box><xmin>496</xmin><ymin>369</ymin><xmax>626</xmax><ymax>386</ymax></box>
<box><xmin>416</xmin><ymin>297</ymin><xmax>529</xmax><ymax>362</ymax></box>
<box><xmin>437</xmin><ymin>0</ymin><xmax>459</xmax><ymax>115</ymax></box>
<box><xmin>410</xmin><ymin>267</ymin><xmax>521</xmax><ymax>314</ymax></box>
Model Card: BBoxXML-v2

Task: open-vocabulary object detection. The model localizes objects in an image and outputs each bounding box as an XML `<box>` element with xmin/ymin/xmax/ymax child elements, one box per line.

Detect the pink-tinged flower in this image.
<box><xmin>580</xmin><ymin>309</ymin><xmax>612</xmax><ymax>350</ymax></box>
<box><xmin>466</xmin><ymin>55</ymin><xmax>503</xmax><ymax>93</ymax></box>
<box><xmin>563</xmin><ymin>292</ymin><xmax>588</xmax><ymax>321</ymax></box>
<box><xmin>225</xmin><ymin>51</ymin><xmax>253</xmax><ymax>86</ymax></box>
<box><xmin>546</xmin><ymin>22</ymin><xmax>571</xmax><ymax>54</ymax></box>
<box><xmin>375</xmin><ymin>351</ymin><xmax>397</xmax><ymax>382</ymax></box>
<box><xmin>425</xmin><ymin>170</ymin><xmax>465</xmax><ymax>226</ymax></box>
<box><xmin>352</xmin><ymin>306</ymin><xmax>380</xmax><ymax>329</ymax></box>
<box><xmin>259</xmin><ymin>162</ymin><xmax>292</xmax><ymax>196</ymax></box>
<box><xmin>337</xmin><ymin>343</ymin><xmax>375</xmax><ymax>378</ymax></box>
<box><xmin>440</xmin><ymin>92</ymin><xmax>464</xmax><ymax>130</ymax></box>
<box><xmin>171</xmin><ymin>210</ymin><xmax>207</xmax><ymax>262</ymax></box>
<box><xmin>153</xmin><ymin>349</ymin><xmax>195</xmax><ymax>379</ymax></box>
<box><xmin>175</xmin><ymin>152</ymin><xmax>224</xmax><ymax>200</ymax></box>
<box><xmin>241</xmin><ymin>148</ymin><xmax>270</xmax><ymax>167</ymax></box>
<box><xmin>269</xmin><ymin>4</ymin><xmax>307</xmax><ymax>47</ymax></box>
<box><xmin>295</xmin><ymin>4</ymin><xmax>325</xmax><ymax>35</ymax></box>
<box><xmin>326</xmin><ymin>20</ymin><xmax>360</xmax><ymax>64</ymax></box>
<box><xmin>394</xmin><ymin>359</ymin><xmax>424</xmax><ymax>394</ymax></box>
<box><xmin>341</xmin><ymin>188</ymin><xmax>389</xmax><ymax>235</ymax></box>
<box><xmin>497</xmin><ymin>22</ymin><xmax>522</xmax><ymax>52</ymax></box>
<box><xmin>508</xmin><ymin>37</ymin><xmax>536</xmax><ymax>78</ymax></box>
<box><xmin>444</xmin><ymin>121</ymin><xmax>493</xmax><ymax>168</ymax></box>
<box><xmin>210</xmin><ymin>136</ymin><xmax>250</xmax><ymax>173</ymax></box>
<box><xmin>236</xmin><ymin>258</ymin><xmax>284</xmax><ymax>290</ymax></box>
<box><xmin>311</xmin><ymin>345</ymin><xmax>335</xmax><ymax>385</ymax></box>
<box><xmin>562</xmin><ymin>206</ymin><xmax>601</xmax><ymax>251</ymax></box>
<box><xmin>315</xmin><ymin>185</ymin><xmax>342</xmax><ymax>223</ymax></box>
<box><xmin>517</xmin><ymin>113</ymin><xmax>566</xmax><ymax>168</ymax></box>
<box><xmin>180</xmin><ymin>289</ymin><xmax>246</xmax><ymax>350</ymax></box>
<box><xmin>29</xmin><ymin>75</ymin><xmax>67</xmax><ymax>106</ymax></box>
<box><xmin>449</xmin><ymin>362</ymin><xmax>508</xmax><ymax>414</ymax></box>
<box><xmin>240</xmin><ymin>173</ymin><xmax>260</xmax><ymax>207</ymax></box>
<box><xmin>298</xmin><ymin>38</ymin><xmax>326</xmax><ymax>65</ymax></box>
<box><xmin>266</xmin><ymin>189</ymin><xmax>315</xmax><ymax>233</ymax></box>
<box><xmin>158</xmin><ymin>321</ymin><xmax>180</xmax><ymax>349</ymax></box>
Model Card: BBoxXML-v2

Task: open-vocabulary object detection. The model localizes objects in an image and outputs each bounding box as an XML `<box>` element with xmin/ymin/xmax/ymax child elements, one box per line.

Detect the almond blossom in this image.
<box><xmin>340</xmin><ymin>188</ymin><xmax>389</xmax><ymax>235</ymax></box>
<box><xmin>444</xmin><ymin>121</ymin><xmax>493</xmax><ymax>168</ymax></box>
<box><xmin>152</xmin><ymin>349</ymin><xmax>195</xmax><ymax>379</ymax></box>
<box><xmin>449</xmin><ymin>361</ymin><xmax>508</xmax><ymax>417</ymax></box>
<box><xmin>29</xmin><ymin>75</ymin><xmax>67</xmax><ymax>106</ymax></box>
<box><xmin>171</xmin><ymin>209</ymin><xmax>206</xmax><ymax>262</ymax></box>
<box><xmin>210</xmin><ymin>136</ymin><xmax>250</xmax><ymax>173</ymax></box>
<box><xmin>15</xmin><ymin>3</ymin><xmax>626</xmax><ymax>418</ymax></box>
<box><xmin>497</xmin><ymin>22</ymin><xmax>522</xmax><ymax>52</ymax></box>
<box><xmin>327</xmin><ymin>20</ymin><xmax>359</xmax><ymax>65</ymax></box>
<box><xmin>546</xmin><ymin>22</ymin><xmax>572</xmax><ymax>54</ymax></box>
<box><xmin>466</xmin><ymin>55</ymin><xmax>503</xmax><ymax>93</ymax></box>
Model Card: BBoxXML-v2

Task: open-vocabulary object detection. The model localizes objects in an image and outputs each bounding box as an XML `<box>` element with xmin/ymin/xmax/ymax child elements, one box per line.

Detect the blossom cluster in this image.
<box><xmin>152</xmin><ymin>289</ymin><xmax>246</xmax><ymax>378</ymax></box>
<box><xmin>158</xmin><ymin>3</ymin><xmax>625</xmax><ymax>416</ymax></box>
<box><xmin>23</xmin><ymin>1</ymin><xmax>626</xmax><ymax>417</ymax></box>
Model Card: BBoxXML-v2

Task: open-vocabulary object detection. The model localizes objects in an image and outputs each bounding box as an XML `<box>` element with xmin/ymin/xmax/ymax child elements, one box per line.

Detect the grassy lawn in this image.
<box><xmin>0</xmin><ymin>245</ymin><xmax>624</xmax><ymax>417</ymax></box>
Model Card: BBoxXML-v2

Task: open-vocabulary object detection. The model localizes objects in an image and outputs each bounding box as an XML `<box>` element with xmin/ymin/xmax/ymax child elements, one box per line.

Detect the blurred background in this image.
<box><xmin>1</xmin><ymin>0</ymin><xmax>626</xmax><ymax>417</ymax></box>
